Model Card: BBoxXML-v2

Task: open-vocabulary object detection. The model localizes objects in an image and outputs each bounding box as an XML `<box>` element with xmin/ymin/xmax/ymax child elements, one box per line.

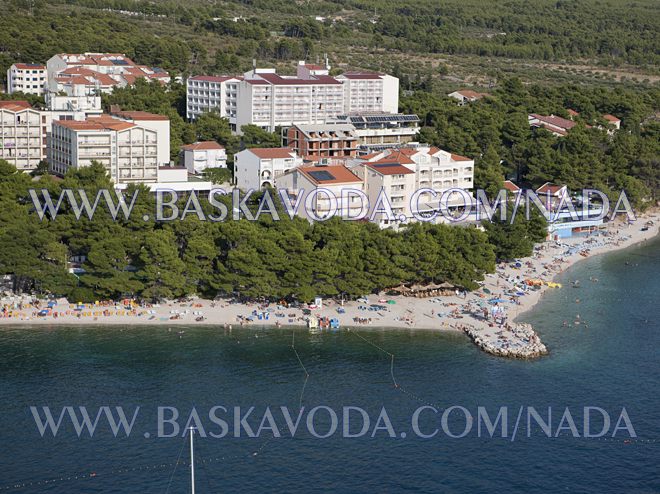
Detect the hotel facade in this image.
<box><xmin>0</xmin><ymin>101</ymin><xmax>50</xmax><ymax>171</ymax></box>
<box><xmin>6</xmin><ymin>63</ymin><xmax>47</xmax><ymax>95</ymax></box>
<box><xmin>48</xmin><ymin>113</ymin><xmax>169</xmax><ymax>184</ymax></box>
<box><xmin>186</xmin><ymin>61</ymin><xmax>400</xmax><ymax>134</ymax></box>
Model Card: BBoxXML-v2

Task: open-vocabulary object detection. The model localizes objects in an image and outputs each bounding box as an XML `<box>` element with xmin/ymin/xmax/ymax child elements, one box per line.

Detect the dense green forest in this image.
<box><xmin>1</xmin><ymin>0</ymin><xmax>658</xmax><ymax>87</ymax></box>
<box><xmin>0</xmin><ymin>161</ymin><xmax>547</xmax><ymax>302</ymax></box>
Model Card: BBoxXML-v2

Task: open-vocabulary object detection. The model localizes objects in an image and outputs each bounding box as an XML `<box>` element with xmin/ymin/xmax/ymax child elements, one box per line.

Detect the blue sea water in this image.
<box><xmin>0</xmin><ymin>237</ymin><xmax>658</xmax><ymax>493</ymax></box>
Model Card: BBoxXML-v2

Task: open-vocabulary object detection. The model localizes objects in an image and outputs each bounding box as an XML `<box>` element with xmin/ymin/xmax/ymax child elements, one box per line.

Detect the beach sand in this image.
<box><xmin>2</xmin><ymin>211</ymin><xmax>658</xmax><ymax>351</ymax></box>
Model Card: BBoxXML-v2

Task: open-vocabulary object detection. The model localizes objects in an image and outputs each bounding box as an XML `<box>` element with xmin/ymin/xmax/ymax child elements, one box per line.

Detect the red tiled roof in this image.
<box><xmin>365</xmin><ymin>162</ymin><xmax>415</xmax><ymax>176</ymax></box>
<box><xmin>298</xmin><ymin>165</ymin><xmax>362</xmax><ymax>184</ymax></box>
<box><xmin>536</xmin><ymin>182</ymin><xmax>565</xmax><ymax>195</ymax></box>
<box><xmin>182</xmin><ymin>141</ymin><xmax>224</xmax><ymax>151</ymax></box>
<box><xmin>112</xmin><ymin>110</ymin><xmax>169</xmax><ymax>121</ymax></box>
<box><xmin>56</xmin><ymin>116</ymin><xmax>135</xmax><ymax>132</ymax></box>
<box><xmin>603</xmin><ymin>114</ymin><xmax>620</xmax><ymax>122</ymax></box>
<box><xmin>529</xmin><ymin>114</ymin><xmax>576</xmax><ymax>131</ymax></box>
<box><xmin>0</xmin><ymin>100</ymin><xmax>32</xmax><ymax>111</ymax></box>
<box><xmin>453</xmin><ymin>89</ymin><xmax>490</xmax><ymax>99</ymax></box>
<box><xmin>303</xmin><ymin>64</ymin><xmax>324</xmax><ymax>70</ymax></box>
<box><xmin>255</xmin><ymin>73</ymin><xmax>341</xmax><ymax>86</ymax></box>
<box><xmin>503</xmin><ymin>180</ymin><xmax>520</xmax><ymax>193</ymax></box>
<box><xmin>61</xmin><ymin>67</ymin><xmax>97</xmax><ymax>76</ymax></box>
<box><xmin>94</xmin><ymin>73</ymin><xmax>120</xmax><ymax>86</ymax></box>
<box><xmin>340</xmin><ymin>72</ymin><xmax>383</xmax><ymax>80</ymax></box>
<box><xmin>375</xmin><ymin>151</ymin><xmax>416</xmax><ymax>165</ymax></box>
<box><xmin>359</xmin><ymin>151</ymin><xmax>385</xmax><ymax>161</ymax></box>
<box><xmin>397</xmin><ymin>148</ymin><xmax>419</xmax><ymax>156</ymax></box>
<box><xmin>189</xmin><ymin>75</ymin><xmax>235</xmax><ymax>83</ymax></box>
<box><xmin>567</xmin><ymin>109</ymin><xmax>580</xmax><ymax>117</ymax></box>
<box><xmin>248</xmin><ymin>148</ymin><xmax>296</xmax><ymax>159</ymax></box>
<box><xmin>13</xmin><ymin>63</ymin><xmax>45</xmax><ymax>70</ymax></box>
<box><xmin>451</xmin><ymin>153</ymin><xmax>472</xmax><ymax>162</ymax></box>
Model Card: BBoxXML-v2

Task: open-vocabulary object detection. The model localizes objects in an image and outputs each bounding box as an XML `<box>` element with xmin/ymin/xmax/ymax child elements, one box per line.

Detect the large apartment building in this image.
<box><xmin>48</xmin><ymin>113</ymin><xmax>168</xmax><ymax>184</ymax></box>
<box><xmin>383</xmin><ymin>146</ymin><xmax>475</xmax><ymax>192</ymax></box>
<box><xmin>6</xmin><ymin>63</ymin><xmax>47</xmax><ymax>95</ymax></box>
<box><xmin>186</xmin><ymin>76</ymin><xmax>241</xmax><ymax>123</ymax></box>
<box><xmin>185</xmin><ymin>61</ymin><xmax>400</xmax><ymax>133</ymax></box>
<box><xmin>335</xmin><ymin>72</ymin><xmax>399</xmax><ymax>114</ymax></box>
<box><xmin>235</xmin><ymin>67</ymin><xmax>345</xmax><ymax>133</ymax></box>
<box><xmin>0</xmin><ymin>101</ymin><xmax>50</xmax><ymax>171</ymax></box>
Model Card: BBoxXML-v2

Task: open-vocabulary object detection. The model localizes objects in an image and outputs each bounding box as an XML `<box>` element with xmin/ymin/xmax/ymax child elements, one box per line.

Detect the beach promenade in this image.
<box><xmin>1</xmin><ymin>211</ymin><xmax>658</xmax><ymax>358</ymax></box>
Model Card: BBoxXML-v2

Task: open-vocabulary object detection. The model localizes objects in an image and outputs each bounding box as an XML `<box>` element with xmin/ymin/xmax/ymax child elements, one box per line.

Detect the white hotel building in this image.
<box><xmin>48</xmin><ymin>113</ymin><xmax>169</xmax><ymax>184</ymax></box>
<box><xmin>0</xmin><ymin>101</ymin><xmax>50</xmax><ymax>171</ymax></box>
<box><xmin>186</xmin><ymin>76</ymin><xmax>241</xmax><ymax>123</ymax></box>
<box><xmin>6</xmin><ymin>63</ymin><xmax>47</xmax><ymax>95</ymax></box>
<box><xmin>335</xmin><ymin>72</ymin><xmax>399</xmax><ymax>114</ymax></box>
<box><xmin>186</xmin><ymin>61</ymin><xmax>400</xmax><ymax>134</ymax></box>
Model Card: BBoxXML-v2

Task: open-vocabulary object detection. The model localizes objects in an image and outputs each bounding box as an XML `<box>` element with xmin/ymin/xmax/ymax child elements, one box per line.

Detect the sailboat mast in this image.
<box><xmin>189</xmin><ymin>426</ymin><xmax>196</xmax><ymax>494</ymax></box>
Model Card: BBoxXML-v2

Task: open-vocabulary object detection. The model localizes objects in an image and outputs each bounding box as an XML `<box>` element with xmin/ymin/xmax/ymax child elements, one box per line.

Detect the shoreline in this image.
<box><xmin>1</xmin><ymin>211</ymin><xmax>658</xmax><ymax>356</ymax></box>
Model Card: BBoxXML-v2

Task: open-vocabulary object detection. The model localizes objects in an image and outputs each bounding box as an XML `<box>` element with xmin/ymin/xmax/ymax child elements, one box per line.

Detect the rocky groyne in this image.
<box><xmin>463</xmin><ymin>323</ymin><xmax>548</xmax><ymax>358</ymax></box>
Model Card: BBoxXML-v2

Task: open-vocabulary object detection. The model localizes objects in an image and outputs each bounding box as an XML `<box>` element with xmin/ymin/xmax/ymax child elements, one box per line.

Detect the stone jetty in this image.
<box><xmin>462</xmin><ymin>323</ymin><xmax>548</xmax><ymax>359</ymax></box>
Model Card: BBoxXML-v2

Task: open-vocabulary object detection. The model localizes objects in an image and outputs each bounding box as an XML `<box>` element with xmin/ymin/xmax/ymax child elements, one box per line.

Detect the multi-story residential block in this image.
<box><xmin>186</xmin><ymin>76</ymin><xmax>241</xmax><ymax>123</ymax></box>
<box><xmin>277</xmin><ymin>164</ymin><xmax>365</xmax><ymax>220</ymax></box>
<box><xmin>396</xmin><ymin>146</ymin><xmax>475</xmax><ymax>191</ymax></box>
<box><xmin>6</xmin><ymin>63</ymin><xmax>47</xmax><ymax>95</ymax></box>
<box><xmin>108</xmin><ymin>109</ymin><xmax>171</xmax><ymax>167</ymax></box>
<box><xmin>180</xmin><ymin>141</ymin><xmax>227</xmax><ymax>174</ymax></box>
<box><xmin>185</xmin><ymin>61</ymin><xmax>400</xmax><ymax>133</ymax></box>
<box><xmin>351</xmin><ymin>146</ymin><xmax>475</xmax><ymax>226</ymax></box>
<box><xmin>234</xmin><ymin>147</ymin><xmax>302</xmax><ymax>190</ymax></box>
<box><xmin>286</xmin><ymin>123</ymin><xmax>359</xmax><ymax>160</ymax></box>
<box><xmin>45</xmin><ymin>53</ymin><xmax>170</xmax><ymax>97</ymax></box>
<box><xmin>335</xmin><ymin>72</ymin><xmax>399</xmax><ymax>114</ymax></box>
<box><xmin>334</xmin><ymin>113</ymin><xmax>420</xmax><ymax>151</ymax></box>
<box><xmin>236</xmin><ymin>67</ymin><xmax>345</xmax><ymax>133</ymax></box>
<box><xmin>0</xmin><ymin>101</ymin><xmax>50</xmax><ymax>171</ymax></box>
<box><xmin>48</xmin><ymin>114</ymin><xmax>166</xmax><ymax>184</ymax></box>
<box><xmin>351</xmin><ymin>158</ymin><xmax>417</xmax><ymax>226</ymax></box>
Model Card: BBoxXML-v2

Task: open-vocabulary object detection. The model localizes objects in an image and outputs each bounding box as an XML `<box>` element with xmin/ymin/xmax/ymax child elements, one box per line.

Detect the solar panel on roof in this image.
<box><xmin>112</xmin><ymin>60</ymin><xmax>129</xmax><ymax>66</ymax></box>
<box><xmin>308</xmin><ymin>170</ymin><xmax>335</xmax><ymax>182</ymax></box>
<box><xmin>372</xmin><ymin>163</ymin><xmax>399</xmax><ymax>169</ymax></box>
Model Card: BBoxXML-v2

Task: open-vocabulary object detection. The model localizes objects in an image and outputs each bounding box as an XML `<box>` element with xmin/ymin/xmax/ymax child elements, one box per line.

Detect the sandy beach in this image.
<box><xmin>1</xmin><ymin>210</ymin><xmax>658</xmax><ymax>356</ymax></box>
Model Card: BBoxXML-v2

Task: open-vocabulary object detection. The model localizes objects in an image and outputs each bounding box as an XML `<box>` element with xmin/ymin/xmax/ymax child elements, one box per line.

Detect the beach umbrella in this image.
<box><xmin>387</xmin><ymin>300</ymin><xmax>396</xmax><ymax>305</ymax></box>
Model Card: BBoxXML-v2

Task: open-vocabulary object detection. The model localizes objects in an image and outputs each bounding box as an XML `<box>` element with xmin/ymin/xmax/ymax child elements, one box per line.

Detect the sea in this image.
<box><xmin>0</xmin><ymin>237</ymin><xmax>658</xmax><ymax>493</ymax></box>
